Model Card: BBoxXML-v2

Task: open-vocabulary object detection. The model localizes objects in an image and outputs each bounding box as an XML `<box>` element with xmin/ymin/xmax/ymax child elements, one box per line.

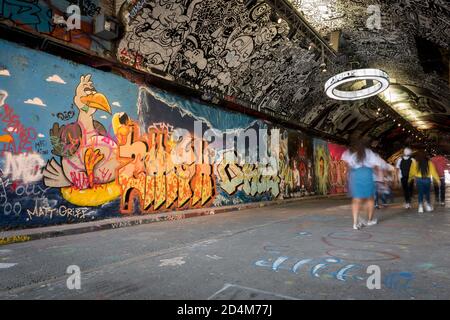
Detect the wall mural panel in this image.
<box><xmin>0</xmin><ymin>39</ymin><xmax>349</xmax><ymax>230</ymax></box>
<box><xmin>313</xmin><ymin>138</ymin><xmax>348</xmax><ymax>195</ymax></box>
<box><xmin>0</xmin><ymin>39</ymin><xmax>137</xmax><ymax>228</ymax></box>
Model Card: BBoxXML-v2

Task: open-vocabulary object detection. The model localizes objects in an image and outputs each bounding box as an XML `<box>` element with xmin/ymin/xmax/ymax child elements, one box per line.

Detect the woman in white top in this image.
<box><xmin>341</xmin><ymin>141</ymin><xmax>380</xmax><ymax>230</ymax></box>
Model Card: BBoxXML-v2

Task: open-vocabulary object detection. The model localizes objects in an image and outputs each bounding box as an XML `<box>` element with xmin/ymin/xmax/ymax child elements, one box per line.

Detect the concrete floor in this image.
<box><xmin>0</xmin><ymin>197</ymin><xmax>449</xmax><ymax>300</ymax></box>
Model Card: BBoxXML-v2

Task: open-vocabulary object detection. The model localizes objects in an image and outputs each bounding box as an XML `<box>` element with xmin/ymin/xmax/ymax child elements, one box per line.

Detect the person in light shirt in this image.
<box><xmin>341</xmin><ymin>140</ymin><xmax>380</xmax><ymax>230</ymax></box>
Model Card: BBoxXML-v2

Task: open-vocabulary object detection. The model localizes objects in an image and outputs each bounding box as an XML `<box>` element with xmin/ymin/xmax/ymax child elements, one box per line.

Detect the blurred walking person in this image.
<box><xmin>342</xmin><ymin>141</ymin><xmax>380</xmax><ymax>230</ymax></box>
<box><xmin>374</xmin><ymin>155</ymin><xmax>389</xmax><ymax>209</ymax></box>
<box><xmin>383</xmin><ymin>163</ymin><xmax>396</xmax><ymax>204</ymax></box>
<box><xmin>431</xmin><ymin>155</ymin><xmax>449</xmax><ymax>206</ymax></box>
<box><xmin>408</xmin><ymin>151</ymin><xmax>440</xmax><ymax>213</ymax></box>
<box><xmin>396</xmin><ymin>148</ymin><xmax>415</xmax><ymax>209</ymax></box>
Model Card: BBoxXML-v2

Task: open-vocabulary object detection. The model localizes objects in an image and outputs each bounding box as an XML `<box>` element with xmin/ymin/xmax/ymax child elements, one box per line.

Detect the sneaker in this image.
<box><xmin>358</xmin><ymin>218</ymin><xmax>368</xmax><ymax>227</ymax></box>
<box><xmin>440</xmin><ymin>202</ymin><xmax>445</xmax><ymax>207</ymax></box>
<box><xmin>367</xmin><ymin>219</ymin><xmax>378</xmax><ymax>226</ymax></box>
<box><xmin>418</xmin><ymin>204</ymin><xmax>424</xmax><ymax>213</ymax></box>
<box><xmin>353</xmin><ymin>223</ymin><xmax>361</xmax><ymax>230</ymax></box>
<box><xmin>403</xmin><ymin>202</ymin><xmax>409</xmax><ymax>209</ymax></box>
<box><xmin>425</xmin><ymin>203</ymin><xmax>433</xmax><ymax>212</ymax></box>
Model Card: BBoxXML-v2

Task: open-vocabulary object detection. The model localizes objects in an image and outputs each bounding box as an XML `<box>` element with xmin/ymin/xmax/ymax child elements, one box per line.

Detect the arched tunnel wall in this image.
<box><xmin>0</xmin><ymin>39</ymin><xmax>350</xmax><ymax>230</ymax></box>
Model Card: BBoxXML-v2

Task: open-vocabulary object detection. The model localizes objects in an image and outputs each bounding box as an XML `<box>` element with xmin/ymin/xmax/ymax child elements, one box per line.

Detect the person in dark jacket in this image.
<box><xmin>396</xmin><ymin>148</ymin><xmax>415</xmax><ymax>209</ymax></box>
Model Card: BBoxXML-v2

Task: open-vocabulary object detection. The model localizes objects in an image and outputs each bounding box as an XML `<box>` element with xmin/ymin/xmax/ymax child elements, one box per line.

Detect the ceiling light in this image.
<box><xmin>324</xmin><ymin>68</ymin><xmax>390</xmax><ymax>101</ymax></box>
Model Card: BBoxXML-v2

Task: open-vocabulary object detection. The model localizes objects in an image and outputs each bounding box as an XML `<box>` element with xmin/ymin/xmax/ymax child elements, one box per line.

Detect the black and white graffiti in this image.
<box><xmin>116</xmin><ymin>0</ymin><xmax>449</xmax><ymax>155</ymax></box>
<box><xmin>117</xmin><ymin>0</ymin><xmax>319</xmax><ymax>118</ymax></box>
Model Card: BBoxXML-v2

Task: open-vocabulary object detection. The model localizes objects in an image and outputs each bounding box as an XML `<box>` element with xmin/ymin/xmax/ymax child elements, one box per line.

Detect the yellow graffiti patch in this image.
<box><xmin>61</xmin><ymin>181</ymin><xmax>121</xmax><ymax>206</ymax></box>
<box><xmin>0</xmin><ymin>235</ymin><xmax>31</xmax><ymax>246</ymax></box>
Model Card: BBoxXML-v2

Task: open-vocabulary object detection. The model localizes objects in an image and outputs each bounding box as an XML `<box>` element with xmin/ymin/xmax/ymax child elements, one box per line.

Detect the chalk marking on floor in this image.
<box><xmin>207</xmin><ymin>283</ymin><xmax>299</xmax><ymax>300</ymax></box>
<box><xmin>1</xmin><ymin>215</ymin><xmax>307</xmax><ymax>296</ymax></box>
<box><xmin>0</xmin><ymin>250</ymin><xmax>17</xmax><ymax>269</ymax></box>
<box><xmin>206</xmin><ymin>255</ymin><xmax>222</xmax><ymax>260</ymax></box>
<box><xmin>159</xmin><ymin>256</ymin><xmax>186</xmax><ymax>267</ymax></box>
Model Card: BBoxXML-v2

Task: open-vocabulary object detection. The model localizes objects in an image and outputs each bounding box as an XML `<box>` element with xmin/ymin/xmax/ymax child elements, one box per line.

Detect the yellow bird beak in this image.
<box><xmin>80</xmin><ymin>93</ymin><xmax>112</xmax><ymax>114</ymax></box>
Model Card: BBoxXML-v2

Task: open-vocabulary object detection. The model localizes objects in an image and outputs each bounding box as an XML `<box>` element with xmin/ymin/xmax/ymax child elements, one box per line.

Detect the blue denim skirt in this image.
<box><xmin>349</xmin><ymin>167</ymin><xmax>375</xmax><ymax>199</ymax></box>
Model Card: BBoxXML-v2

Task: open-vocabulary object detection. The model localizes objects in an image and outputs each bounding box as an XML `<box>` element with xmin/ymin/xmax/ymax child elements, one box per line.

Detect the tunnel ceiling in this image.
<box><xmin>116</xmin><ymin>0</ymin><xmax>450</xmax><ymax>156</ymax></box>
<box><xmin>286</xmin><ymin>0</ymin><xmax>450</xmax><ymax>154</ymax></box>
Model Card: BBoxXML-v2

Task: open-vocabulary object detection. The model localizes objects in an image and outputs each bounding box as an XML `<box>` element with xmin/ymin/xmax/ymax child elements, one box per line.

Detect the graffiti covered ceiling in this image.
<box><xmin>117</xmin><ymin>0</ymin><xmax>322</xmax><ymax>116</ymax></box>
<box><xmin>3</xmin><ymin>0</ymin><xmax>446</xmax><ymax>155</ymax></box>
<box><xmin>287</xmin><ymin>0</ymin><xmax>450</xmax><ymax>138</ymax></box>
<box><xmin>116</xmin><ymin>0</ymin><xmax>449</xmax><ymax>155</ymax></box>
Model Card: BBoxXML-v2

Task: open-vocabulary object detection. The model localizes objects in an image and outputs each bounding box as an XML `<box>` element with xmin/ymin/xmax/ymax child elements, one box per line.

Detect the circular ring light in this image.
<box><xmin>324</xmin><ymin>68</ymin><xmax>390</xmax><ymax>101</ymax></box>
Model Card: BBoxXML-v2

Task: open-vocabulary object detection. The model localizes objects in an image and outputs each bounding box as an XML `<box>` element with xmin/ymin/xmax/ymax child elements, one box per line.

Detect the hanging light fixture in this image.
<box><xmin>324</xmin><ymin>68</ymin><xmax>390</xmax><ymax>101</ymax></box>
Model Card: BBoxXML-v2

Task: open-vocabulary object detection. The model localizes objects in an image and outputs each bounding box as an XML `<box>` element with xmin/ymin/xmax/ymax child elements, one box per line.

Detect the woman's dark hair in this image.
<box><xmin>415</xmin><ymin>150</ymin><xmax>429</xmax><ymax>177</ymax></box>
<box><xmin>349</xmin><ymin>139</ymin><xmax>366</xmax><ymax>163</ymax></box>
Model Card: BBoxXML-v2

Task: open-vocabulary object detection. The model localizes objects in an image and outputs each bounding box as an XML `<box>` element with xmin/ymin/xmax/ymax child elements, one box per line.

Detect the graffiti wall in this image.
<box><xmin>0</xmin><ymin>38</ymin><xmax>139</xmax><ymax>229</ymax></box>
<box><xmin>313</xmin><ymin>139</ymin><xmax>348</xmax><ymax>195</ymax></box>
<box><xmin>0</xmin><ymin>39</ymin><xmax>347</xmax><ymax>230</ymax></box>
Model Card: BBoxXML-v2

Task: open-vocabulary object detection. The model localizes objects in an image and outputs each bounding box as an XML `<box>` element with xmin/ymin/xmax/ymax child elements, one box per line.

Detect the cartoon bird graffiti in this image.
<box><xmin>43</xmin><ymin>74</ymin><xmax>121</xmax><ymax>206</ymax></box>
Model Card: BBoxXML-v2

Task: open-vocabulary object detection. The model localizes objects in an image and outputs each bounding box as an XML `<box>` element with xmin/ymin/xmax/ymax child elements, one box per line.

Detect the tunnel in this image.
<box><xmin>0</xmin><ymin>0</ymin><xmax>449</xmax><ymax>301</ymax></box>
